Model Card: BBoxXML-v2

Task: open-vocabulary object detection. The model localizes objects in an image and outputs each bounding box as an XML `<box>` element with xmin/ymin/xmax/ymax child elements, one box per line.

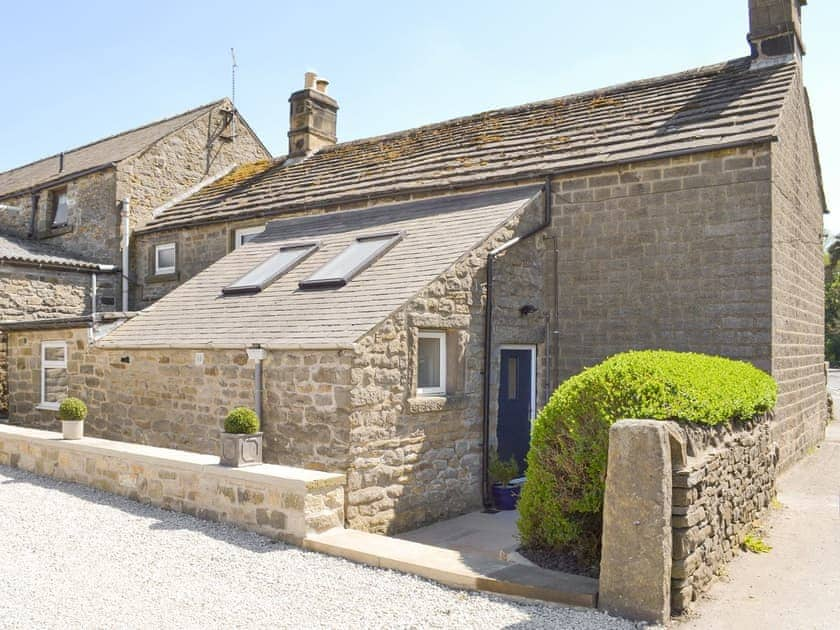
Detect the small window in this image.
<box><xmin>155</xmin><ymin>243</ymin><xmax>176</xmax><ymax>275</ymax></box>
<box><xmin>51</xmin><ymin>188</ymin><xmax>69</xmax><ymax>227</ymax></box>
<box><xmin>299</xmin><ymin>232</ymin><xmax>403</xmax><ymax>289</ymax></box>
<box><xmin>234</xmin><ymin>225</ymin><xmax>266</xmax><ymax>249</ymax></box>
<box><xmin>223</xmin><ymin>242</ymin><xmax>318</xmax><ymax>295</ymax></box>
<box><xmin>40</xmin><ymin>341</ymin><xmax>68</xmax><ymax>410</ymax></box>
<box><xmin>417</xmin><ymin>331</ymin><xmax>446</xmax><ymax>396</ymax></box>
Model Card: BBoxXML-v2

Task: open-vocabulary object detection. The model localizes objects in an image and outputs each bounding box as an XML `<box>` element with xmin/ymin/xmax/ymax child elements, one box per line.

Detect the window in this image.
<box><xmin>234</xmin><ymin>225</ymin><xmax>266</xmax><ymax>249</ymax></box>
<box><xmin>40</xmin><ymin>341</ymin><xmax>68</xmax><ymax>410</ymax></box>
<box><xmin>417</xmin><ymin>331</ymin><xmax>446</xmax><ymax>396</ymax></box>
<box><xmin>155</xmin><ymin>243</ymin><xmax>176</xmax><ymax>275</ymax></box>
<box><xmin>223</xmin><ymin>242</ymin><xmax>318</xmax><ymax>295</ymax></box>
<box><xmin>51</xmin><ymin>188</ymin><xmax>69</xmax><ymax>227</ymax></box>
<box><xmin>299</xmin><ymin>232</ymin><xmax>403</xmax><ymax>289</ymax></box>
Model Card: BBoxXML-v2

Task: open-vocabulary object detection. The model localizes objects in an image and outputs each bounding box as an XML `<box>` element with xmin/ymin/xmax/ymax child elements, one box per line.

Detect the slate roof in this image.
<box><xmin>98</xmin><ymin>186</ymin><xmax>541</xmax><ymax>348</ymax></box>
<box><xmin>0</xmin><ymin>233</ymin><xmax>114</xmax><ymax>271</ymax></box>
<box><xmin>0</xmin><ymin>100</ymin><xmax>228</xmax><ymax>200</ymax></box>
<box><xmin>141</xmin><ymin>57</ymin><xmax>798</xmax><ymax>234</ymax></box>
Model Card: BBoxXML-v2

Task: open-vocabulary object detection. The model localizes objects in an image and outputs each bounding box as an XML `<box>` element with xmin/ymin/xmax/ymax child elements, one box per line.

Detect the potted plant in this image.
<box><xmin>59</xmin><ymin>397</ymin><xmax>87</xmax><ymax>440</ymax></box>
<box><xmin>489</xmin><ymin>450</ymin><xmax>520</xmax><ymax>510</ymax></box>
<box><xmin>220</xmin><ymin>407</ymin><xmax>263</xmax><ymax>467</ymax></box>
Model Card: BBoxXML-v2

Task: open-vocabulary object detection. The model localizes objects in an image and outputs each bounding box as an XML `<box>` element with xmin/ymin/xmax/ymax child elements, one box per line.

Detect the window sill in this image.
<box><xmin>407</xmin><ymin>393</ymin><xmax>468</xmax><ymax>414</ymax></box>
<box><xmin>35</xmin><ymin>403</ymin><xmax>59</xmax><ymax>412</ymax></box>
<box><xmin>145</xmin><ymin>272</ymin><xmax>180</xmax><ymax>284</ymax></box>
<box><xmin>37</xmin><ymin>224</ymin><xmax>73</xmax><ymax>239</ymax></box>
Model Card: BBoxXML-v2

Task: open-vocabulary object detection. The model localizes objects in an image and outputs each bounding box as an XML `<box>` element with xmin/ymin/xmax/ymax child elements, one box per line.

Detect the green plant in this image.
<box><xmin>223</xmin><ymin>407</ymin><xmax>260</xmax><ymax>434</ymax></box>
<box><xmin>742</xmin><ymin>533</ymin><xmax>772</xmax><ymax>553</ymax></box>
<box><xmin>488</xmin><ymin>450</ymin><xmax>519</xmax><ymax>486</ymax></box>
<box><xmin>58</xmin><ymin>397</ymin><xmax>87</xmax><ymax>422</ymax></box>
<box><xmin>518</xmin><ymin>350</ymin><xmax>777</xmax><ymax>565</ymax></box>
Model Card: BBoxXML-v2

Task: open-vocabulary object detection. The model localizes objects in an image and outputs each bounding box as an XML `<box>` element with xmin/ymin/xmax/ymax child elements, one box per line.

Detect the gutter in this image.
<box><xmin>0</xmin><ymin>259</ymin><xmax>117</xmax><ymax>274</ymax></box>
<box><xmin>90</xmin><ymin>341</ymin><xmax>356</xmax><ymax>351</ymax></box>
<box><xmin>480</xmin><ymin>175</ymin><xmax>553</xmax><ymax>510</ymax></box>
<box><xmin>0</xmin><ymin>163</ymin><xmax>118</xmax><ymax>204</ymax></box>
<box><xmin>134</xmin><ymin>135</ymin><xmax>779</xmax><ymax>237</ymax></box>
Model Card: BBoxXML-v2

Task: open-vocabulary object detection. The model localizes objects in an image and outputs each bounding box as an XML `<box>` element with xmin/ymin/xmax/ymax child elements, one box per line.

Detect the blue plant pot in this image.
<box><xmin>491</xmin><ymin>483</ymin><xmax>520</xmax><ymax>511</ymax></box>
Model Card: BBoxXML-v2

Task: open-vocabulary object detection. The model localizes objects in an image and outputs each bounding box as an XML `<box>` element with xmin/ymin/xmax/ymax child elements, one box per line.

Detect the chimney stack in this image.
<box><xmin>288</xmin><ymin>72</ymin><xmax>338</xmax><ymax>158</ymax></box>
<box><xmin>748</xmin><ymin>0</ymin><xmax>806</xmax><ymax>63</ymax></box>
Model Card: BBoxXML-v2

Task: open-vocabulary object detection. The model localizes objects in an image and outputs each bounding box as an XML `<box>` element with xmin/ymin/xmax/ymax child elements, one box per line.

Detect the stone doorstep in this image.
<box><xmin>304</xmin><ymin>528</ymin><xmax>599</xmax><ymax>608</ymax></box>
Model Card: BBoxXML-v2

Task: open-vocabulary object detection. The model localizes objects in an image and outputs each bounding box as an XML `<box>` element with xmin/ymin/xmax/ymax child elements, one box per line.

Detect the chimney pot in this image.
<box><xmin>315</xmin><ymin>78</ymin><xmax>329</xmax><ymax>94</ymax></box>
<box><xmin>304</xmin><ymin>71</ymin><xmax>317</xmax><ymax>89</ymax></box>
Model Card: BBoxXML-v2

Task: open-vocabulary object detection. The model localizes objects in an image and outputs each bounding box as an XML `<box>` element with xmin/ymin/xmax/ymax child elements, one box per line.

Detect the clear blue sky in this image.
<box><xmin>2</xmin><ymin>1</ymin><xmax>837</xmax><ymax>231</ymax></box>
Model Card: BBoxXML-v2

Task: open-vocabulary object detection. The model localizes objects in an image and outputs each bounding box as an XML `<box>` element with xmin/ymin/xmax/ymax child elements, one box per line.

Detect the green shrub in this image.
<box><xmin>488</xmin><ymin>450</ymin><xmax>519</xmax><ymax>486</ymax></box>
<box><xmin>58</xmin><ymin>397</ymin><xmax>87</xmax><ymax>421</ymax></box>
<box><xmin>224</xmin><ymin>407</ymin><xmax>260</xmax><ymax>434</ymax></box>
<box><xmin>518</xmin><ymin>350</ymin><xmax>776</xmax><ymax>564</ymax></box>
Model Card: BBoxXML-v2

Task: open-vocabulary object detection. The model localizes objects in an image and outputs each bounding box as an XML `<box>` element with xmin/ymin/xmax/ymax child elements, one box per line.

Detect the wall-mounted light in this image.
<box><xmin>519</xmin><ymin>304</ymin><xmax>538</xmax><ymax>316</ymax></box>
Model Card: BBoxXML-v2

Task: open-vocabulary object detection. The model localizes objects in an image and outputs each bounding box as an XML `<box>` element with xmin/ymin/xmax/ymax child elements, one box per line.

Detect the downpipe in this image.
<box><xmin>480</xmin><ymin>176</ymin><xmax>553</xmax><ymax>509</ymax></box>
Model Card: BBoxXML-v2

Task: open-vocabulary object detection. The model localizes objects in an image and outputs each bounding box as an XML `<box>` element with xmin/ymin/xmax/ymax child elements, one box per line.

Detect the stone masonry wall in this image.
<box><xmin>1</xmin><ymin>169</ymin><xmax>120</xmax><ymax>264</ymax></box>
<box><xmin>0</xmin><ymin>424</ymin><xmax>345</xmax><ymax>543</ymax></box>
<box><xmin>346</xmin><ymin>195</ymin><xmax>546</xmax><ymax>534</ymax></box>
<box><xmin>6</xmin><ymin>327</ymin><xmax>352</xmax><ymax>474</ymax></box>
<box><xmin>117</xmin><ymin>105</ymin><xmax>269</xmax><ymax>231</ymax></box>
<box><xmin>769</xmin><ymin>72</ymin><xmax>827</xmax><ymax>469</ymax></box>
<box><xmin>670</xmin><ymin>416</ymin><xmax>776</xmax><ymax>612</ymax></box>
<box><xmin>0</xmin><ymin>264</ymin><xmax>116</xmax><ymax>416</ymax></box>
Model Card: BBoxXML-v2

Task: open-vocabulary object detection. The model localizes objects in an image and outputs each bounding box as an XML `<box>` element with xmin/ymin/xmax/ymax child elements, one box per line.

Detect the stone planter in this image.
<box><xmin>220</xmin><ymin>432</ymin><xmax>263</xmax><ymax>467</ymax></box>
<box><xmin>61</xmin><ymin>420</ymin><xmax>84</xmax><ymax>440</ymax></box>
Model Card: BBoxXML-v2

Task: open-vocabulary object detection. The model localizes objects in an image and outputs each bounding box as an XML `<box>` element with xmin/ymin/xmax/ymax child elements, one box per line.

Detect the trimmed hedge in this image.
<box><xmin>517</xmin><ymin>350</ymin><xmax>776</xmax><ymax>564</ymax></box>
<box><xmin>224</xmin><ymin>407</ymin><xmax>260</xmax><ymax>434</ymax></box>
<box><xmin>58</xmin><ymin>397</ymin><xmax>88</xmax><ymax>421</ymax></box>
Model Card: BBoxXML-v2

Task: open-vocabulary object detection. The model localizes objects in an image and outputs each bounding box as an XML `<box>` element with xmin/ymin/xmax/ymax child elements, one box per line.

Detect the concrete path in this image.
<box><xmin>678</xmin><ymin>418</ymin><xmax>840</xmax><ymax>629</ymax></box>
<box><xmin>397</xmin><ymin>508</ymin><xmax>523</xmax><ymax>561</ymax></box>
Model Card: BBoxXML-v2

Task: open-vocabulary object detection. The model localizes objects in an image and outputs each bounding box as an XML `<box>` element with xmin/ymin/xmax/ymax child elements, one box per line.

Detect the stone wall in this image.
<box><xmin>117</xmin><ymin>105</ymin><xmax>269</xmax><ymax>231</ymax></box>
<box><xmin>6</xmin><ymin>327</ymin><xmax>352</xmax><ymax>474</ymax></box>
<box><xmin>599</xmin><ymin>416</ymin><xmax>777</xmax><ymax>622</ymax></box>
<box><xmin>346</xmin><ymin>195</ymin><xmax>546</xmax><ymax>534</ymax></box>
<box><xmin>0</xmin><ymin>264</ymin><xmax>116</xmax><ymax>415</ymax></box>
<box><xmin>670</xmin><ymin>416</ymin><xmax>776</xmax><ymax>612</ymax></box>
<box><xmin>1</xmin><ymin>170</ymin><xmax>120</xmax><ymax>264</ymax></box>
<box><xmin>0</xmin><ymin>423</ymin><xmax>345</xmax><ymax>543</ymax></box>
<box><xmin>769</xmin><ymin>73</ymin><xmax>827</xmax><ymax>469</ymax></box>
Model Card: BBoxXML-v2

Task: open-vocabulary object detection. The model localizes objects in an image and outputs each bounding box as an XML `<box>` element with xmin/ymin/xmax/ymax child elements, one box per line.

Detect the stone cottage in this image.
<box><xmin>0</xmin><ymin>99</ymin><xmax>270</xmax><ymax>413</ymax></box>
<box><xmin>4</xmin><ymin>0</ymin><xmax>827</xmax><ymax>533</ymax></box>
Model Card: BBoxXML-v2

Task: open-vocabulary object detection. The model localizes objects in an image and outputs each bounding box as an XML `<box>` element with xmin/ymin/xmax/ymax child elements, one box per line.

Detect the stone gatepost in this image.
<box><xmin>598</xmin><ymin>419</ymin><xmax>683</xmax><ymax>625</ymax></box>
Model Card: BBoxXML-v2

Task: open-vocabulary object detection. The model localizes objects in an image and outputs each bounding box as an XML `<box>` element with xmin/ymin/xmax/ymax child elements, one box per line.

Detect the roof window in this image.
<box><xmin>223</xmin><ymin>242</ymin><xmax>318</xmax><ymax>295</ymax></box>
<box><xmin>299</xmin><ymin>232</ymin><xmax>402</xmax><ymax>289</ymax></box>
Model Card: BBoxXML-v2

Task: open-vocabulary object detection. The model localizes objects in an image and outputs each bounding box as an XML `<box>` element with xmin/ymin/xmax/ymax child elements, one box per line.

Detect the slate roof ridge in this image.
<box><xmin>0</xmin><ymin>98</ymin><xmax>227</xmax><ymax>180</ymax></box>
<box><xmin>312</xmin><ymin>57</ymin><xmax>757</xmax><ymax>156</ymax></box>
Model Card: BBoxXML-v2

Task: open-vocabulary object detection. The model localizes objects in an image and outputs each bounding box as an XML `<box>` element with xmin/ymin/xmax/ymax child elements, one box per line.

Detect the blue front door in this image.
<box><xmin>496</xmin><ymin>348</ymin><xmax>533</xmax><ymax>476</ymax></box>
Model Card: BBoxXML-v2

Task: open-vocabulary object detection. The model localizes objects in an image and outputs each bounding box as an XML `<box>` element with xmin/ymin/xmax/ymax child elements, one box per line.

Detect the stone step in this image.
<box><xmin>304</xmin><ymin>528</ymin><xmax>598</xmax><ymax>608</ymax></box>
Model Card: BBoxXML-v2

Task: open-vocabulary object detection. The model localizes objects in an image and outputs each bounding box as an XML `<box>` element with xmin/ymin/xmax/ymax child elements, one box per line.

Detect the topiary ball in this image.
<box><xmin>59</xmin><ymin>397</ymin><xmax>88</xmax><ymax>421</ymax></box>
<box><xmin>224</xmin><ymin>407</ymin><xmax>259</xmax><ymax>434</ymax></box>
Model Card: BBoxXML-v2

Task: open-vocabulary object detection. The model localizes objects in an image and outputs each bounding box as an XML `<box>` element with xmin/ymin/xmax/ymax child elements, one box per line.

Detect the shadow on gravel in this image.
<box><xmin>0</xmin><ymin>464</ymin><xmax>286</xmax><ymax>554</ymax></box>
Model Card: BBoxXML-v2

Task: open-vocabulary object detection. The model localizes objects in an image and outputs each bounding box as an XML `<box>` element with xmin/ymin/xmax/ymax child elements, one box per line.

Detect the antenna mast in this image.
<box><xmin>230</xmin><ymin>47</ymin><xmax>238</xmax><ymax>144</ymax></box>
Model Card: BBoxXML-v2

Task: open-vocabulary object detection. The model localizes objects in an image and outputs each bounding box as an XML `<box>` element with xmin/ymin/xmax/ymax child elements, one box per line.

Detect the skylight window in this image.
<box><xmin>299</xmin><ymin>232</ymin><xmax>403</xmax><ymax>289</ymax></box>
<box><xmin>223</xmin><ymin>243</ymin><xmax>318</xmax><ymax>295</ymax></box>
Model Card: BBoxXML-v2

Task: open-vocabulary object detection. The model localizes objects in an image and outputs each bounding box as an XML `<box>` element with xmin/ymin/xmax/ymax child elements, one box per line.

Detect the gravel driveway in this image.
<box><xmin>0</xmin><ymin>465</ymin><xmax>636</xmax><ymax>630</ymax></box>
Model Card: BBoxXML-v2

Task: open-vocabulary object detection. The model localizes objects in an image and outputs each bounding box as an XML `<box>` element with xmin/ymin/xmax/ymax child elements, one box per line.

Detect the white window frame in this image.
<box><xmin>39</xmin><ymin>341</ymin><xmax>67</xmax><ymax>411</ymax></box>
<box><xmin>234</xmin><ymin>225</ymin><xmax>266</xmax><ymax>249</ymax></box>
<box><xmin>417</xmin><ymin>331</ymin><xmax>447</xmax><ymax>397</ymax></box>
<box><xmin>155</xmin><ymin>243</ymin><xmax>176</xmax><ymax>275</ymax></box>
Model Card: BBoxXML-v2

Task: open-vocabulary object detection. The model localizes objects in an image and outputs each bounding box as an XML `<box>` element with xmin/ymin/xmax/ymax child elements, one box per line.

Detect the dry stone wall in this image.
<box><xmin>670</xmin><ymin>415</ymin><xmax>776</xmax><ymax>612</ymax></box>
